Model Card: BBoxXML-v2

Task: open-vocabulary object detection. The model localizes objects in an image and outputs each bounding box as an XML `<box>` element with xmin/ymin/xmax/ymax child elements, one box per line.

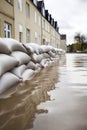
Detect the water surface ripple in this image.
<box><xmin>0</xmin><ymin>54</ymin><xmax>87</xmax><ymax>130</ymax></box>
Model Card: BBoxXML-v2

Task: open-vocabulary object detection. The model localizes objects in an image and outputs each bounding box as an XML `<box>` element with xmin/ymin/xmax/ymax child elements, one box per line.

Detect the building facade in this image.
<box><xmin>0</xmin><ymin>0</ymin><xmax>61</xmax><ymax>48</ymax></box>
<box><xmin>14</xmin><ymin>0</ymin><xmax>42</xmax><ymax>44</ymax></box>
<box><xmin>60</xmin><ymin>34</ymin><xmax>67</xmax><ymax>51</ymax></box>
<box><xmin>0</xmin><ymin>0</ymin><xmax>14</xmax><ymax>38</ymax></box>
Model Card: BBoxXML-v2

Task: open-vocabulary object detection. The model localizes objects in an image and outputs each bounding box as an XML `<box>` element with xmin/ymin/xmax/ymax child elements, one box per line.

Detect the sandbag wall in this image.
<box><xmin>0</xmin><ymin>38</ymin><xmax>65</xmax><ymax>94</ymax></box>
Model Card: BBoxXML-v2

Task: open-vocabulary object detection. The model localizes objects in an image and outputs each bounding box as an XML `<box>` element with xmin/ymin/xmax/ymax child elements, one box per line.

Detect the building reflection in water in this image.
<box><xmin>0</xmin><ymin>59</ymin><xmax>65</xmax><ymax>130</ymax></box>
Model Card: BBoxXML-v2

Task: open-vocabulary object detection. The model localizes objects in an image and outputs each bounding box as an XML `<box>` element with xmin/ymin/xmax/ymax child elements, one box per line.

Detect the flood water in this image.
<box><xmin>0</xmin><ymin>53</ymin><xmax>87</xmax><ymax>130</ymax></box>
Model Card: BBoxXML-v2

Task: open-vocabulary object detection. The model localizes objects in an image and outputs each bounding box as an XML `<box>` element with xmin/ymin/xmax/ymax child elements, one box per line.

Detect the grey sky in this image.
<box><xmin>44</xmin><ymin>0</ymin><xmax>87</xmax><ymax>45</ymax></box>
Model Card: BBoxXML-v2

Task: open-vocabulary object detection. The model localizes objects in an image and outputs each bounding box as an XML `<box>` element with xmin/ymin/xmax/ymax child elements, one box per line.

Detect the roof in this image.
<box><xmin>60</xmin><ymin>34</ymin><xmax>66</xmax><ymax>40</ymax></box>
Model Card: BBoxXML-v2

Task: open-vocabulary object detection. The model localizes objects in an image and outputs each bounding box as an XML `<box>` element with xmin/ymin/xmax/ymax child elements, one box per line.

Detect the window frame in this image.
<box><xmin>18</xmin><ymin>0</ymin><xmax>22</xmax><ymax>12</ymax></box>
<box><xmin>26</xmin><ymin>28</ymin><xmax>30</xmax><ymax>43</ymax></box>
<box><xmin>26</xmin><ymin>2</ymin><xmax>30</xmax><ymax>17</ymax></box>
<box><xmin>4</xmin><ymin>22</ymin><xmax>11</xmax><ymax>38</ymax></box>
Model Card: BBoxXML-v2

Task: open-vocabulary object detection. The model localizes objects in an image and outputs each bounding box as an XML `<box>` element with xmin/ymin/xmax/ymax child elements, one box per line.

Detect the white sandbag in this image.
<box><xmin>31</xmin><ymin>53</ymin><xmax>50</xmax><ymax>63</ymax></box>
<box><xmin>0</xmin><ymin>72</ymin><xmax>21</xmax><ymax>94</ymax></box>
<box><xmin>48</xmin><ymin>51</ymin><xmax>56</xmax><ymax>58</ymax></box>
<box><xmin>27</xmin><ymin>43</ymin><xmax>41</xmax><ymax>54</ymax></box>
<box><xmin>40</xmin><ymin>58</ymin><xmax>50</xmax><ymax>68</ymax></box>
<box><xmin>0</xmin><ymin>54</ymin><xmax>18</xmax><ymax>76</ymax></box>
<box><xmin>35</xmin><ymin>63</ymin><xmax>42</xmax><ymax>72</ymax></box>
<box><xmin>31</xmin><ymin>53</ymin><xmax>44</xmax><ymax>63</ymax></box>
<box><xmin>27</xmin><ymin>61</ymin><xmax>38</xmax><ymax>70</ymax></box>
<box><xmin>36</xmin><ymin>63</ymin><xmax>41</xmax><ymax>68</ymax></box>
<box><xmin>39</xmin><ymin>45</ymin><xmax>50</xmax><ymax>53</ymax></box>
<box><xmin>0</xmin><ymin>38</ymin><xmax>27</xmax><ymax>53</ymax></box>
<box><xmin>43</xmin><ymin>53</ymin><xmax>51</xmax><ymax>59</ymax></box>
<box><xmin>39</xmin><ymin>45</ymin><xmax>54</xmax><ymax>53</ymax></box>
<box><xmin>22</xmin><ymin>69</ymin><xmax>35</xmax><ymax>81</ymax></box>
<box><xmin>11</xmin><ymin>51</ymin><xmax>31</xmax><ymax>65</ymax></box>
<box><xmin>0</xmin><ymin>38</ymin><xmax>10</xmax><ymax>54</ymax></box>
<box><xmin>23</xmin><ymin>43</ymin><xmax>34</xmax><ymax>55</ymax></box>
<box><xmin>11</xmin><ymin>65</ymin><xmax>27</xmax><ymax>78</ymax></box>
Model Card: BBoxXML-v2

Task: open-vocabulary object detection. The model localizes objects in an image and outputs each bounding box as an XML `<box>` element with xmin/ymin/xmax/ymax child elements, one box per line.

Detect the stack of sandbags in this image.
<box><xmin>5</xmin><ymin>39</ymin><xmax>36</xmax><ymax>81</ymax></box>
<box><xmin>0</xmin><ymin>38</ymin><xmax>65</xmax><ymax>94</ymax></box>
<box><xmin>0</xmin><ymin>39</ymin><xmax>33</xmax><ymax>94</ymax></box>
<box><xmin>23</xmin><ymin>43</ymin><xmax>61</xmax><ymax>68</ymax></box>
<box><xmin>0</xmin><ymin>54</ymin><xmax>21</xmax><ymax>94</ymax></box>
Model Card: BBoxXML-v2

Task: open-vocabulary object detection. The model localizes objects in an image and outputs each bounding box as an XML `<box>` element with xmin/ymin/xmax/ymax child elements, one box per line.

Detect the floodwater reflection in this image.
<box><xmin>0</xmin><ymin>54</ymin><xmax>87</xmax><ymax>130</ymax></box>
<box><xmin>30</xmin><ymin>54</ymin><xmax>87</xmax><ymax>130</ymax></box>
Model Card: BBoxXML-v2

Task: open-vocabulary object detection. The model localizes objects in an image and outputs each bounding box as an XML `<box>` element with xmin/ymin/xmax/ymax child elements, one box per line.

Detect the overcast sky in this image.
<box><xmin>44</xmin><ymin>0</ymin><xmax>87</xmax><ymax>45</ymax></box>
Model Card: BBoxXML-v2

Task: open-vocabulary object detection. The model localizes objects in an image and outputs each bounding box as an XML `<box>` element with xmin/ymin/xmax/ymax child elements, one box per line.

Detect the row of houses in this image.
<box><xmin>0</xmin><ymin>0</ymin><xmax>66</xmax><ymax>50</ymax></box>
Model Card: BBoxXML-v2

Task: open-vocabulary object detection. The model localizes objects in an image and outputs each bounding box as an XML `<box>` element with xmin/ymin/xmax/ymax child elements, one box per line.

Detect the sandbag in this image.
<box><xmin>22</xmin><ymin>69</ymin><xmax>35</xmax><ymax>81</ymax></box>
<box><xmin>27</xmin><ymin>61</ymin><xmax>38</xmax><ymax>70</ymax></box>
<box><xmin>48</xmin><ymin>51</ymin><xmax>56</xmax><ymax>58</ymax></box>
<box><xmin>11</xmin><ymin>65</ymin><xmax>27</xmax><ymax>78</ymax></box>
<box><xmin>43</xmin><ymin>53</ymin><xmax>51</xmax><ymax>59</ymax></box>
<box><xmin>39</xmin><ymin>45</ymin><xmax>50</xmax><ymax>53</ymax></box>
<box><xmin>0</xmin><ymin>38</ymin><xmax>10</xmax><ymax>54</ymax></box>
<box><xmin>39</xmin><ymin>45</ymin><xmax>54</xmax><ymax>53</ymax></box>
<box><xmin>0</xmin><ymin>72</ymin><xmax>21</xmax><ymax>94</ymax></box>
<box><xmin>31</xmin><ymin>53</ymin><xmax>44</xmax><ymax>63</ymax></box>
<box><xmin>40</xmin><ymin>58</ymin><xmax>50</xmax><ymax>68</ymax></box>
<box><xmin>27</xmin><ymin>43</ymin><xmax>41</xmax><ymax>54</ymax></box>
<box><xmin>23</xmin><ymin>43</ymin><xmax>34</xmax><ymax>55</ymax></box>
<box><xmin>11</xmin><ymin>51</ymin><xmax>31</xmax><ymax>65</ymax></box>
<box><xmin>0</xmin><ymin>38</ymin><xmax>27</xmax><ymax>53</ymax></box>
<box><xmin>0</xmin><ymin>54</ymin><xmax>18</xmax><ymax>76</ymax></box>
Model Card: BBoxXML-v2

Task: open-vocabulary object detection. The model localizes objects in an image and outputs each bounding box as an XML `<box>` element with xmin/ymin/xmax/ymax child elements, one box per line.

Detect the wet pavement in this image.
<box><xmin>0</xmin><ymin>53</ymin><xmax>87</xmax><ymax>130</ymax></box>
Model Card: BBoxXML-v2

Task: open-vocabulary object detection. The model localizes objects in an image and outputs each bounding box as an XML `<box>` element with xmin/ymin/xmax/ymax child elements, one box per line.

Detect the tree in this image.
<box><xmin>74</xmin><ymin>33</ymin><xmax>87</xmax><ymax>51</ymax></box>
<box><xmin>74</xmin><ymin>33</ymin><xmax>81</xmax><ymax>43</ymax></box>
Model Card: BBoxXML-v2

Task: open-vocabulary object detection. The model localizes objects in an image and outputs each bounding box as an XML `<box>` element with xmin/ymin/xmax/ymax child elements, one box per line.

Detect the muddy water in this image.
<box><xmin>0</xmin><ymin>54</ymin><xmax>87</xmax><ymax>130</ymax></box>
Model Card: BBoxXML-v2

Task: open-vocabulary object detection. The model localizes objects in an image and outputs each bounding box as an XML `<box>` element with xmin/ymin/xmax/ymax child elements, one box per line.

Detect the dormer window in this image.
<box><xmin>42</xmin><ymin>7</ymin><xmax>45</xmax><ymax>16</ymax></box>
<box><xmin>33</xmin><ymin>0</ymin><xmax>37</xmax><ymax>6</ymax></box>
<box><xmin>48</xmin><ymin>14</ymin><xmax>50</xmax><ymax>21</ymax></box>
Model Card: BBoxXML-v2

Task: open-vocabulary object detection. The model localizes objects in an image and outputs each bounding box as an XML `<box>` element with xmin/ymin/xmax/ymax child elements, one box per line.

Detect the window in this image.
<box><xmin>43</xmin><ymin>39</ymin><xmax>45</xmax><ymax>45</ymax></box>
<box><xmin>18</xmin><ymin>0</ymin><xmax>22</xmax><ymax>12</ymax></box>
<box><xmin>53</xmin><ymin>31</ymin><xmax>55</xmax><ymax>36</ymax></box>
<box><xmin>45</xmin><ymin>23</ymin><xmax>47</xmax><ymax>31</ymax></box>
<box><xmin>48</xmin><ymin>14</ymin><xmax>50</xmax><ymax>22</ymax></box>
<box><xmin>48</xmin><ymin>25</ymin><xmax>50</xmax><ymax>32</ymax></box>
<box><xmin>38</xmin><ymin>16</ymin><xmax>41</xmax><ymax>26</ymax></box>
<box><xmin>33</xmin><ymin>0</ymin><xmax>37</xmax><ymax>6</ymax></box>
<box><xmin>4</xmin><ymin>22</ymin><xmax>11</xmax><ymax>38</ymax></box>
<box><xmin>26</xmin><ymin>29</ymin><xmax>30</xmax><ymax>43</ymax></box>
<box><xmin>26</xmin><ymin>2</ymin><xmax>30</xmax><ymax>17</ymax></box>
<box><xmin>35</xmin><ymin>11</ymin><xmax>37</xmax><ymax>23</ymax></box>
<box><xmin>19</xmin><ymin>24</ymin><xmax>23</xmax><ymax>42</ymax></box>
<box><xmin>42</xmin><ymin>19</ymin><xmax>45</xmax><ymax>29</ymax></box>
<box><xmin>19</xmin><ymin>32</ymin><xmax>22</xmax><ymax>42</ymax></box>
<box><xmin>42</xmin><ymin>7</ymin><xmax>45</xmax><ymax>16</ymax></box>
<box><xmin>35</xmin><ymin>32</ymin><xmax>38</xmax><ymax>43</ymax></box>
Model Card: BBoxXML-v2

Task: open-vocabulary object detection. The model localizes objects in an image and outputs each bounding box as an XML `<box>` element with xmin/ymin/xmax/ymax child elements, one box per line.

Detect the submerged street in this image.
<box><xmin>0</xmin><ymin>53</ymin><xmax>87</xmax><ymax>130</ymax></box>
